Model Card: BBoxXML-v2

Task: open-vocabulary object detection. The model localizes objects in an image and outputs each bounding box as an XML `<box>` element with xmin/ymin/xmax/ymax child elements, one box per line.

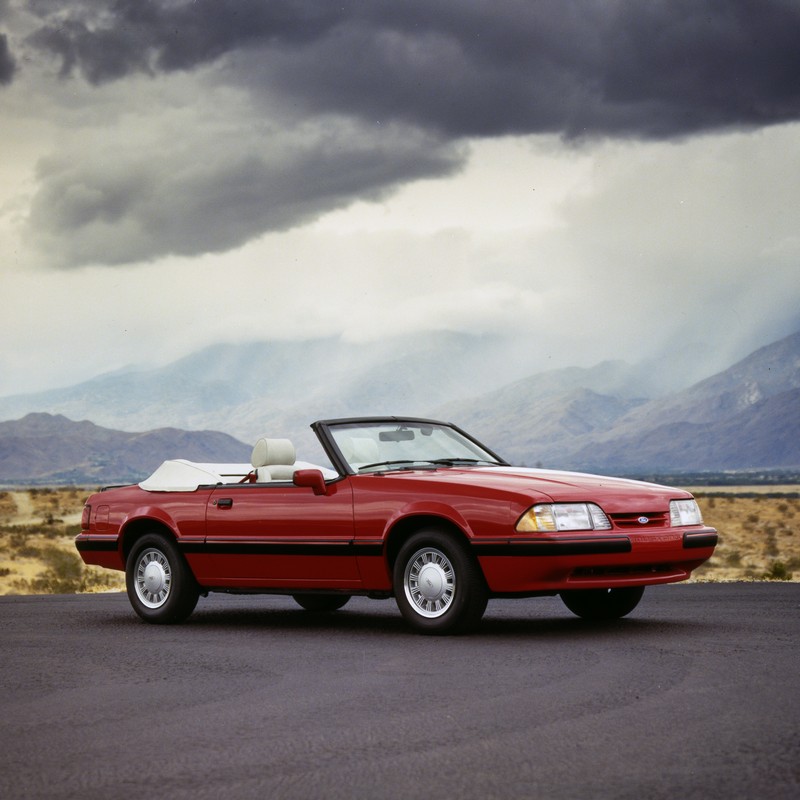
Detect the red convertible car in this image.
<box><xmin>76</xmin><ymin>417</ymin><xmax>718</xmax><ymax>634</ymax></box>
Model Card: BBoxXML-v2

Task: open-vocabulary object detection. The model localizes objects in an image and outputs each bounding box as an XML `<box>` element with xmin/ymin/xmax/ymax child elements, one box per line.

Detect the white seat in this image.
<box><xmin>268</xmin><ymin>464</ymin><xmax>296</xmax><ymax>481</ymax></box>
<box><xmin>251</xmin><ymin>437</ymin><xmax>296</xmax><ymax>482</ymax></box>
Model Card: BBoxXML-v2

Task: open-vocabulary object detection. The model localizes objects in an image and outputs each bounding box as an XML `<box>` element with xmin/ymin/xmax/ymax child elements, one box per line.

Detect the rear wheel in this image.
<box><xmin>560</xmin><ymin>586</ymin><xmax>645</xmax><ymax>621</ymax></box>
<box><xmin>292</xmin><ymin>594</ymin><xmax>351</xmax><ymax>612</ymax></box>
<box><xmin>393</xmin><ymin>530</ymin><xmax>487</xmax><ymax>635</ymax></box>
<box><xmin>126</xmin><ymin>533</ymin><xmax>199</xmax><ymax>624</ymax></box>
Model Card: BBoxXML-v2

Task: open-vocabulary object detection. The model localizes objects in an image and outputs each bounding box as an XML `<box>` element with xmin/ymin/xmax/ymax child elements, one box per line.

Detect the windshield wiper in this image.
<box><xmin>357</xmin><ymin>457</ymin><xmax>498</xmax><ymax>473</ymax></box>
<box><xmin>357</xmin><ymin>459</ymin><xmax>420</xmax><ymax>472</ymax></box>
<box><xmin>428</xmin><ymin>458</ymin><xmax>498</xmax><ymax>466</ymax></box>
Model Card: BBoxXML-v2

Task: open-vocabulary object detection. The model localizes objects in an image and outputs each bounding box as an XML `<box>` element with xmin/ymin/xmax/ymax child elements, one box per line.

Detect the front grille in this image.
<box><xmin>609</xmin><ymin>511</ymin><xmax>669</xmax><ymax>529</ymax></box>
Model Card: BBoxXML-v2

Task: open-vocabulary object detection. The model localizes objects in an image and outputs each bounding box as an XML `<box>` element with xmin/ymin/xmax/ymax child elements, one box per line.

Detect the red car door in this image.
<box><xmin>199</xmin><ymin>479</ymin><xmax>359</xmax><ymax>589</ymax></box>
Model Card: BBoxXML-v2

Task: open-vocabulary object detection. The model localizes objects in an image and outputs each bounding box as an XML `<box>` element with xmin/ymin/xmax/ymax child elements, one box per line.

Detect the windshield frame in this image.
<box><xmin>312</xmin><ymin>417</ymin><xmax>509</xmax><ymax>476</ymax></box>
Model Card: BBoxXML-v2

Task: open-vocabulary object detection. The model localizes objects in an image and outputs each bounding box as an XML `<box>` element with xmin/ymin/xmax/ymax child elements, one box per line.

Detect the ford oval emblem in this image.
<box><xmin>637</xmin><ymin>516</ymin><xmax>650</xmax><ymax>525</ymax></box>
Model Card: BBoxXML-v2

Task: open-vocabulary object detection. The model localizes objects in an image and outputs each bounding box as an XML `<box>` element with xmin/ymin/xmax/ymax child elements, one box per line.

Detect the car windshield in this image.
<box><xmin>327</xmin><ymin>420</ymin><xmax>504</xmax><ymax>473</ymax></box>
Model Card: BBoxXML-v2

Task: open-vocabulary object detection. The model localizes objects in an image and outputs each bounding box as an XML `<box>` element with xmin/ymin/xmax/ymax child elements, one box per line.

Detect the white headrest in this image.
<box><xmin>251</xmin><ymin>438</ymin><xmax>296</xmax><ymax>468</ymax></box>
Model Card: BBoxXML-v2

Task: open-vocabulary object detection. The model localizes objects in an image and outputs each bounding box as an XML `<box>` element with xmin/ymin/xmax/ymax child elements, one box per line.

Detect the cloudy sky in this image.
<box><xmin>1</xmin><ymin>0</ymin><xmax>799</xmax><ymax>397</ymax></box>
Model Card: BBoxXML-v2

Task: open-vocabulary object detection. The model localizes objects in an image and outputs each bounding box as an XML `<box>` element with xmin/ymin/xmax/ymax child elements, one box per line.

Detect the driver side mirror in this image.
<box><xmin>293</xmin><ymin>468</ymin><xmax>328</xmax><ymax>496</ymax></box>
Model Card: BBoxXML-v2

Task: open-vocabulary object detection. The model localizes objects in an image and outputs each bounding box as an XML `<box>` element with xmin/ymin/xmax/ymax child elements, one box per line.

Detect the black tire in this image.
<box><xmin>393</xmin><ymin>530</ymin><xmax>488</xmax><ymax>635</ymax></box>
<box><xmin>126</xmin><ymin>533</ymin><xmax>200</xmax><ymax>624</ymax></box>
<box><xmin>292</xmin><ymin>594</ymin><xmax>351</xmax><ymax>612</ymax></box>
<box><xmin>559</xmin><ymin>586</ymin><xmax>645</xmax><ymax>621</ymax></box>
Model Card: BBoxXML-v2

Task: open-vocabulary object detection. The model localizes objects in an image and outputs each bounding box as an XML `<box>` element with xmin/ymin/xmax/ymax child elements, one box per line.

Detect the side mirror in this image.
<box><xmin>293</xmin><ymin>468</ymin><xmax>328</xmax><ymax>496</ymax></box>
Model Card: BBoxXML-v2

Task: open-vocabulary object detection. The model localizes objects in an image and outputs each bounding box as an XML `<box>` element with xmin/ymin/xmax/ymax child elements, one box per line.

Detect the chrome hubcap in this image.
<box><xmin>134</xmin><ymin>548</ymin><xmax>171</xmax><ymax>609</ymax></box>
<box><xmin>404</xmin><ymin>547</ymin><xmax>455</xmax><ymax>618</ymax></box>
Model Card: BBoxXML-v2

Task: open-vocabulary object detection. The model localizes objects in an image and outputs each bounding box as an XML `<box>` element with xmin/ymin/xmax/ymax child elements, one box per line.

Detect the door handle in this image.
<box><xmin>215</xmin><ymin>498</ymin><xmax>233</xmax><ymax>509</ymax></box>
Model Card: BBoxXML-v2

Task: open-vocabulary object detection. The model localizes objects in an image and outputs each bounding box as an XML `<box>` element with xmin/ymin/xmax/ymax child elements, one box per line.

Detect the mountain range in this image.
<box><xmin>439</xmin><ymin>330</ymin><xmax>800</xmax><ymax>471</ymax></box>
<box><xmin>0</xmin><ymin>329</ymin><xmax>798</xmax><ymax>484</ymax></box>
<box><xmin>0</xmin><ymin>414</ymin><xmax>250</xmax><ymax>486</ymax></box>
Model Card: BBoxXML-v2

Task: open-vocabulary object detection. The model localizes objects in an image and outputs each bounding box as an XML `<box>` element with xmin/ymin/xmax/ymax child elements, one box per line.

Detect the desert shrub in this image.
<box><xmin>38</xmin><ymin>518</ymin><xmax>74</xmax><ymax>539</ymax></box>
<box><xmin>24</xmin><ymin>547</ymin><xmax>86</xmax><ymax>593</ymax></box>
<box><xmin>9</xmin><ymin>531</ymin><xmax>28</xmax><ymax>548</ymax></box>
<box><xmin>764</xmin><ymin>527</ymin><xmax>779</xmax><ymax>557</ymax></box>
<box><xmin>765</xmin><ymin>542</ymin><xmax>780</xmax><ymax>558</ymax></box>
<box><xmin>14</xmin><ymin>543</ymin><xmax>121</xmax><ymax>594</ymax></box>
<box><xmin>762</xmin><ymin>561</ymin><xmax>793</xmax><ymax>581</ymax></box>
<box><xmin>6</xmin><ymin>520</ymin><xmax>76</xmax><ymax>541</ymax></box>
<box><xmin>725</xmin><ymin>551</ymin><xmax>743</xmax><ymax>566</ymax></box>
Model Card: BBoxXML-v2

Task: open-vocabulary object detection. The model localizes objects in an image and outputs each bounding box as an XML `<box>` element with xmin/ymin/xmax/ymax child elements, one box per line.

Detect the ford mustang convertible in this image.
<box><xmin>76</xmin><ymin>417</ymin><xmax>718</xmax><ymax>634</ymax></box>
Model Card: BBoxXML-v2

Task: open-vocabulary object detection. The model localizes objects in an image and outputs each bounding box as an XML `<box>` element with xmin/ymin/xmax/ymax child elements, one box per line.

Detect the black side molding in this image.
<box><xmin>472</xmin><ymin>536</ymin><xmax>632</xmax><ymax>557</ymax></box>
<box><xmin>75</xmin><ymin>538</ymin><xmax>119</xmax><ymax>553</ymax></box>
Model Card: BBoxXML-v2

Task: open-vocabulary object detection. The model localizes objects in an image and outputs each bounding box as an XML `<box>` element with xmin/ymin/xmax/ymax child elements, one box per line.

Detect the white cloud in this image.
<box><xmin>312</xmin><ymin>136</ymin><xmax>596</xmax><ymax>236</ymax></box>
<box><xmin>1</xmin><ymin>70</ymin><xmax>799</xmax><ymax>395</ymax></box>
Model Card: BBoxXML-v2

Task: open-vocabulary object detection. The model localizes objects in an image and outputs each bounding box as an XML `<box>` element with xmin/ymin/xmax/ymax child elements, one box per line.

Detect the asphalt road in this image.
<box><xmin>1</xmin><ymin>583</ymin><xmax>798</xmax><ymax>800</ymax></box>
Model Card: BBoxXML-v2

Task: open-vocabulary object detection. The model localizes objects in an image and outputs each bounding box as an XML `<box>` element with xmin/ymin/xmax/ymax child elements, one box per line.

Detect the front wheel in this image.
<box><xmin>559</xmin><ymin>586</ymin><xmax>645</xmax><ymax>621</ymax></box>
<box><xmin>393</xmin><ymin>530</ymin><xmax>487</xmax><ymax>635</ymax></box>
<box><xmin>126</xmin><ymin>533</ymin><xmax>199</xmax><ymax>624</ymax></box>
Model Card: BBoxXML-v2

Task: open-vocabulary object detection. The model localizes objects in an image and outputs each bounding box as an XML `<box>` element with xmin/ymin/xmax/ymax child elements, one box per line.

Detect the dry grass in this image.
<box><xmin>0</xmin><ymin>488</ymin><xmax>125</xmax><ymax>595</ymax></box>
<box><xmin>0</xmin><ymin>486</ymin><xmax>797</xmax><ymax>595</ymax></box>
<box><xmin>690</xmin><ymin>490</ymin><xmax>800</xmax><ymax>582</ymax></box>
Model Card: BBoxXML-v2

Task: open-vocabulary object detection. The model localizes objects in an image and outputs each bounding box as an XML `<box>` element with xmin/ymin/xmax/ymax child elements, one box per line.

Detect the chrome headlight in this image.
<box><xmin>516</xmin><ymin>503</ymin><xmax>611</xmax><ymax>532</ymax></box>
<box><xmin>670</xmin><ymin>499</ymin><xmax>703</xmax><ymax>526</ymax></box>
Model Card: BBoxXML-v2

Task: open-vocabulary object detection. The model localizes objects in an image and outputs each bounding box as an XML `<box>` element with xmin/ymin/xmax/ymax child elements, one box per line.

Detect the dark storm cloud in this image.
<box><xmin>0</xmin><ymin>33</ymin><xmax>15</xmax><ymax>84</ymax></box>
<box><xmin>0</xmin><ymin>0</ymin><xmax>15</xmax><ymax>86</ymax></box>
<box><xmin>19</xmin><ymin>0</ymin><xmax>800</xmax><ymax>268</ymax></box>
<box><xmin>28</xmin><ymin>0</ymin><xmax>800</xmax><ymax>138</ymax></box>
<box><xmin>25</xmin><ymin>122</ymin><xmax>461</xmax><ymax>267</ymax></box>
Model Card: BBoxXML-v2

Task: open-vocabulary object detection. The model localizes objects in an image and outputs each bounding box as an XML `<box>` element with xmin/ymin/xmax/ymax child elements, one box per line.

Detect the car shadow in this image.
<box><xmin>477</xmin><ymin>613</ymin><xmax>714</xmax><ymax>640</ymax></box>
<box><xmin>98</xmin><ymin>598</ymin><xmax>712</xmax><ymax>640</ymax></box>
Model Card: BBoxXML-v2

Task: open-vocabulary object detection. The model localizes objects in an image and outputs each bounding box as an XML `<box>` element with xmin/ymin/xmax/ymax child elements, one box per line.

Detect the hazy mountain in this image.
<box><xmin>0</xmin><ymin>331</ymin><xmax>673</xmax><ymax>445</ymax></box>
<box><xmin>0</xmin><ymin>413</ymin><xmax>250</xmax><ymax>485</ymax></box>
<box><xmin>443</xmin><ymin>330</ymin><xmax>800</xmax><ymax>471</ymax></box>
<box><xmin>569</xmin><ymin>388</ymin><xmax>800</xmax><ymax>472</ymax></box>
<box><xmin>0</xmin><ymin>330</ymin><xmax>797</xmax><ymax>481</ymax></box>
<box><xmin>433</xmin><ymin>369</ymin><xmax>648</xmax><ymax>465</ymax></box>
<box><xmin>0</xmin><ymin>333</ymin><xmax>534</xmax><ymax>441</ymax></box>
<box><xmin>590</xmin><ymin>330</ymin><xmax>800</xmax><ymax>439</ymax></box>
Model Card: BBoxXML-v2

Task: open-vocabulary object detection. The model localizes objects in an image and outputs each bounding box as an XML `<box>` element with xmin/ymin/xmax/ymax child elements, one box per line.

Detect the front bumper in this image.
<box><xmin>473</xmin><ymin>526</ymin><xmax>718</xmax><ymax>593</ymax></box>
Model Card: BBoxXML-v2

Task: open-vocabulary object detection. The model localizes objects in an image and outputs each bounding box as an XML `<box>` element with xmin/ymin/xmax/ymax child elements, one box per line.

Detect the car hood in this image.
<box><xmin>489</xmin><ymin>466</ymin><xmax>685</xmax><ymax>503</ymax></box>
<box><xmin>372</xmin><ymin>465</ymin><xmax>688</xmax><ymax>509</ymax></box>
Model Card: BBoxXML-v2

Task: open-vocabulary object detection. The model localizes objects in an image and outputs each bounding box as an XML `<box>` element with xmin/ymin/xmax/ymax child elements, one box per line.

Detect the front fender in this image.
<box><xmin>383</xmin><ymin>500</ymin><xmax>475</xmax><ymax>540</ymax></box>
